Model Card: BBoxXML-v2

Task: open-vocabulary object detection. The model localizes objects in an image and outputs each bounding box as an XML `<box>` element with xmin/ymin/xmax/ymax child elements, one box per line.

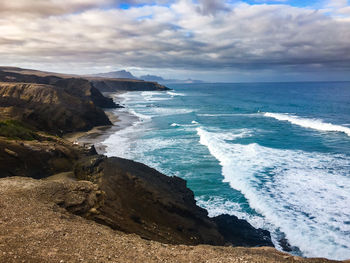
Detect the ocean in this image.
<box><xmin>102</xmin><ymin>82</ymin><xmax>350</xmax><ymax>260</ymax></box>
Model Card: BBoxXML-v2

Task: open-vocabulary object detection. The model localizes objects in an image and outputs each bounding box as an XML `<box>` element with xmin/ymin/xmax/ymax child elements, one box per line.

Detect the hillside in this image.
<box><xmin>0</xmin><ymin>67</ymin><xmax>169</xmax><ymax>92</ymax></box>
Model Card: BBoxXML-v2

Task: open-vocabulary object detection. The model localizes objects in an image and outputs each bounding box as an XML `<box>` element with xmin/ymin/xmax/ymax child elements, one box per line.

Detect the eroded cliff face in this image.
<box><xmin>74</xmin><ymin>155</ymin><xmax>273</xmax><ymax>247</ymax></box>
<box><xmin>0</xmin><ymin>128</ymin><xmax>273</xmax><ymax>248</ymax></box>
<box><xmin>90</xmin><ymin>78</ymin><xmax>169</xmax><ymax>92</ymax></box>
<box><xmin>0</xmin><ymin>133</ymin><xmax>95</xmax><ymax>178</ymax></box>
<box><xmin>74</xmin><ymin>155</ymin><xmax>224</xmax><ymax>245</ymax></box>
<box><xmin>0</xmin><ymin>82</ymin><xmax>112</xmax><ymax>135</ymax></box>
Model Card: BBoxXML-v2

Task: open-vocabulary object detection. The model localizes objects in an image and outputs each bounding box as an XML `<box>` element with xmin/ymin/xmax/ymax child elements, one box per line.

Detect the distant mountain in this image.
<box><xmin>140</xmin><ymin>74</ymin><xmax>165</xmax><ymax>82</ymax></box>
<box><xmin>139</xmin><ymin>74</ymin><xmax>203</xmax><ymax>84</ymax></box>
<box><xmin>91</xmin><ymin>70</ymin><xmax>204</xmax><ymax>83</ymax></box>
<box><xmin>91</xmin><ymin>70</ymin><xmax>138</xmax><ymax>79</ymax></box>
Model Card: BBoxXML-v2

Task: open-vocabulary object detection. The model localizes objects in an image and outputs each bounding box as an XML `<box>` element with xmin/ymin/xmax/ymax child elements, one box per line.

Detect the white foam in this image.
<box><xmin>264</xmin><ymin>112</ymin><xmax>350</xmax><ymax>137</ymax></box>
<box><xmin>196</xmin><ymin>196</ymin><xmax>267</xmax><ymax>229</ymax></box>
<box><xmin>129</xmin><ymin>109</ymin><xmax>153</xmax><ymax>120</ymax></box>
<box><xmin>167</xmin><ymin>91</ymin><xmax>185</xmax><ymax>96</ymax></box>
<box><xmin>141</xmin><ymin>91</ymin><xmax>170</xmax><ymax>101</ymax></box>
<box><xmin>197</xmin><ymin>113</ymin><xmax>260</xmax><ymax>117</ymax></box>
<box><xmin>196</xmin><ymin>127</ymin><xmax>350</xmax><ymax>260</ymax></box>
<box><xmin>170</xmin><ymin>121</ymin><xmax>199</xmax><ymax>129</ymax></box>
<box><xmin>197</xmin><ymin>128</ymin><xmax>252</xmax><ymax>142</ymax></box>
<box><xmin>150</xmin><ymin>107</ymin><xmax>194</xmax><ymax>116</ymax></box>
<box><xmin>103</xmin><ymin>121</ymin><xmax>145</xmax><ymax>159</ymax></box>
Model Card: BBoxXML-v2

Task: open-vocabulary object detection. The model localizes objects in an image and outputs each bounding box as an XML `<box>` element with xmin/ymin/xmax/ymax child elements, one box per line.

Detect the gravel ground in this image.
<box><xmin>0</xmin><ymin>177</ymin><xmax>344</xmax><ymax>263</ymax></box>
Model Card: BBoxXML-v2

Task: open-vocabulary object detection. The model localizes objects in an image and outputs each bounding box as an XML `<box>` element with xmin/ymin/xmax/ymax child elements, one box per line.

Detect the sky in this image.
<box><xmin>0</xmin><ymin>0</ymin><xmax>350</xmax><ymax>82</ymax></box>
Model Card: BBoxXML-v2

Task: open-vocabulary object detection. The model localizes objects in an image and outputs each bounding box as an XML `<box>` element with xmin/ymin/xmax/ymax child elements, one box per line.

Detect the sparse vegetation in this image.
<box><xmin>0</xmin><ymin>120</ymin><xmax>39</xmax><ymax>140</ymax></box>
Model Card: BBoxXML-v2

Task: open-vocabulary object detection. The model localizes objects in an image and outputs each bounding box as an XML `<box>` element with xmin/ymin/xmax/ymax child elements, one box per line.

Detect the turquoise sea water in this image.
<box><xmin>103</xmin><ymin>82</ymin><xmax>350</xmax><ymax>260</ymax></box>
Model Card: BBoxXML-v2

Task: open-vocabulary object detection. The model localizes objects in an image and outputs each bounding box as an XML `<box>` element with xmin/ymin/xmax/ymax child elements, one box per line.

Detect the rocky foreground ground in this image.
<box><xmin>0</xmin><ymin>177</ymin><xmax>341</xmax><ymax>263</ymax></box>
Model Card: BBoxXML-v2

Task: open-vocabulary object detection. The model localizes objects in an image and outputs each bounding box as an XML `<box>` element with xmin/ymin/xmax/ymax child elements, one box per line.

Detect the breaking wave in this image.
<box><xmin>264</xmin><ymin>112</ymin><xmax>350</xmax><ymax>137</ymax></box>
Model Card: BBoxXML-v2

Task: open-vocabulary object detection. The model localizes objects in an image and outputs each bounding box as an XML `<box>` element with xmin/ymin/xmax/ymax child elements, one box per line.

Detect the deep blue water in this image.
<box><xmin>103</xmin><ymin>82</ymin><xmax>350</xmax><ymax>260</ymax></box>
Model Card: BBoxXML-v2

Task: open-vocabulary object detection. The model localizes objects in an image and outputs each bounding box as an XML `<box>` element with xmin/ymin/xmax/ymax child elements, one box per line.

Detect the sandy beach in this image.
<box><xmin>64</xmin><ymin>92</ymin><xmax>137</xmax><ymax>154</ymax></box>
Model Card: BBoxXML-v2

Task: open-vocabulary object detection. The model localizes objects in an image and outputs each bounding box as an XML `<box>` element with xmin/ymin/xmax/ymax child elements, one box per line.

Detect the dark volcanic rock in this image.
<box><xmin>53</xmin><ymin>78</ymin><xmax>119</xmax><ymax>109</ymax></box>
<box><xmin>74</xmin><ymin>155</ymin><xmax>224</xmax><ymax>245</ymax></box>
<box><xmin>90</xmin><ymin>85</ymin><xmax>120</xmax><ymax>108</ymax></box>
<box><xmin>74</xmin><ymin>155</ymin><xmax>274</xmax><ymax>247</ymax></box>
<box><xmin>212</xmin><ymin>214</ymin><xmax>274</xmax><ymax>247</ymax></box>
<box><xmin>0</xmin><ymin>135</ymin><xmax>93</xmax><ymax>179</ymax></box>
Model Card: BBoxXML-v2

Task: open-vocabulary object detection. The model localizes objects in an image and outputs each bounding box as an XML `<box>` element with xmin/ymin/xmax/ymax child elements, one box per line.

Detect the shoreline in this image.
<box><xmin>81</xmin><ymin>89</ymin><xmax>297</xmax><ymax>256</ymax></box>
<box><xmin>64</xmin><ymin>92</ymin><xmax>138</xmax><ymax>154</ymax></box>
<box><xmin>57</xmin><ymin>90</ymin><xmax>324</xmax><ymax>259</ymax></box>
<box><xmin>2</xmin><ymin>87</ymin><xmax>348</xmax><ymax>260</ymax></box>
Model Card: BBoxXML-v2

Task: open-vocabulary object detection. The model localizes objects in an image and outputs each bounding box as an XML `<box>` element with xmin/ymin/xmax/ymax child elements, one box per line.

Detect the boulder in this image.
<box><xmin>212</xmin><ymin>214</ymin><xmax>274</xmax><ymax>247</ymax></box>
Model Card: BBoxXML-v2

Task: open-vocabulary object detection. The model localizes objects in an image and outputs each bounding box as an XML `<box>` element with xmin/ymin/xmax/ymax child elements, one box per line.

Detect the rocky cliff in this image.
<box><xmin>0</xmin><ymin>82</ymin><xmax>112</xmax><ymax>135</ymax></box>
<box><xmin>0</xmin><ymin>129</ymin><xmax>273</xmax><ymax>248</ymax></box>
<box><xmin>0</xmin><ymin>76</ymin><xmax>273</xmax><ymax>249</ymax></box>
<box><xmin>0</xmin><ymin>131</ymin><xmax>94</xmax><ymax>178</ymax></box>
<box><xmin>73</xmin><ymin>155</ymin><xmax>273</xmax><ymax>247</ymax></box>
<box><xmin>89</xmin><ymin>78</ymin><xmax>169</xmax><ymax>92</ymax></box>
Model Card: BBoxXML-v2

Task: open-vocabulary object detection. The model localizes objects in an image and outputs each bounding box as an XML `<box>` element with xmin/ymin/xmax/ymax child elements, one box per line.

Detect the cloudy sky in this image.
<box><xmin>0</xmin><ymin>0</ymin><xmax>350</xmax><ymax>82</ymax></box>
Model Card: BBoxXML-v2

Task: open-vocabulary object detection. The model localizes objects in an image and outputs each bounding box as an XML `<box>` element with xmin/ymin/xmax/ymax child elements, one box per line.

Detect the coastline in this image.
<box><xmin>1</xmin><ymin>77</ymin><xmax>348</xmax><ymax>261</ymax></box>
<box><xmin>83</xmin><ymin>89</ymin><xmax>298</xmax><ymax>256</ymax></box>
<box><xmin>64</xmin><ymin>92</ymin><xmax>137</xmax><ymax>154</ymax></box>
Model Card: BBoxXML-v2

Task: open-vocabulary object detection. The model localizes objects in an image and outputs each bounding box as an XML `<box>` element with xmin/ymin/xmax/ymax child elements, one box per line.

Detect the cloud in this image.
<box><xmin>196</xmin><ymin>0</ymin><xmax>229</xmax><ymax>15</ymax></box>
<box><xmin>0</xmin><ymin>0</ymin><xmax>171</xmax><ymax>16</ymax></box>
<box><xmin>0</xmin><ymin>0</ymin><xmax>349</xmax><ymax>80</ymax></box>
<box><xmin>0</xmin><ymin>0</ymin><xmax>117</xmax><ymax>16</ymax></box>
<box><xmin>327</xmin><ymin>0</ymin><xmax>348</xmax><ymax>8</ymax></box>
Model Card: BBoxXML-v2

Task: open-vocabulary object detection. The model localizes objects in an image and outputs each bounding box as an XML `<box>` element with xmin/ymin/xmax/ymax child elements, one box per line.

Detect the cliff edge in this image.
<box><xmin>0</xmin><ymin>177</ymin><xmax>339</xmax><ymax>263</ymax></box>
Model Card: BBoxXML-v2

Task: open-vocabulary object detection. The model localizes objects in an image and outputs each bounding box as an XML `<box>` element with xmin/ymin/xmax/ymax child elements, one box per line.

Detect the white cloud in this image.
<box><xmin>0</xmin><ymin>0</ymin><xmax>116</xmax><ymax>16</ymax></box>
<box><xmin>327</xmin><ymin>0</ymin><xmax>348</xmax><ymax>8</ymax></box>
<box><xmin>0</xmin><ymin>0</ymin><xmax>349</xmax><ymax>80</ymax></box>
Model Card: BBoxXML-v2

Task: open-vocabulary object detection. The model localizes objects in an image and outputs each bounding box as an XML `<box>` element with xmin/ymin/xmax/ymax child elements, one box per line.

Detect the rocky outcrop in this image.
<box><xmin>212</xmin><ymin>214</ymin><xmax>273</xmax><ymax>247</ymax></box>
<box><xmin>53</xmin><ymin>78</ymin><xmax>119</xmax><ymax>109</ymax></box>
<box><xmin>74</xmin><ymin>155</ymin><xmax>224</xmax><ymax>245</ymax></box>
<box><xmin>0</xmin><ymin>134</ymin><xmax>94</xmax><ymax>179</ymax></box>
<box><xmin>74</xmin><ymin>155</ymin><xmax>273</xmax><ymax>247</ymax></box>
<box><xmin>0</xmin><ymin>68</ymin><xmax>117</xmax><ymax>108</ymax></box>
<box><xmin>0</xmin><ymin>132</ymin><xmax>273</xmax><ymax>248</ymax></box>
<box><xmin>0</xmin><ymin>176</ymin><xmax>339</xmax><ymax>263</ymax></box>
<box><xmin>0</xmin><ymin>82</ymin><xmax>112</xmax><ymax>135</ymax></box>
